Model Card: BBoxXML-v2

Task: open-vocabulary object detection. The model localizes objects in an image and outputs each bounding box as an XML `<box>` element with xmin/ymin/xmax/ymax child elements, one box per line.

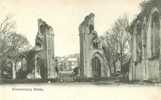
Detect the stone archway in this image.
<box><xmin>90</xmin><ymin>51</ymin><xmax>105</xmax><ymax>78</ymax></box>
<box><xmin>147</xmin><ymin>8</ymin><xmax>161</xmax><ymax>58</ymax></box>
<box><xmin>92</xmin><ymin>56</ymin><xmax>101</xmax><ymax>78</ymax></box>
<box><xmin>151</xmin><ymin>9</ymin><xmax>160</xmax><ymax>57</ymax></box>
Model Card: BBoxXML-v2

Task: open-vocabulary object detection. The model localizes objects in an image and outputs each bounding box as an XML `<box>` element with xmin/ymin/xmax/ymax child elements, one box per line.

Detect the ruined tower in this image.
<box><xmin>79</xmin><ymin>13</ymin><xmax>110</xmax><ymax>79</ymax></box>
<box><xmin>34</xmin><ymin>19</ymin><xmax>55</xmax><ymax>79</ymax></box>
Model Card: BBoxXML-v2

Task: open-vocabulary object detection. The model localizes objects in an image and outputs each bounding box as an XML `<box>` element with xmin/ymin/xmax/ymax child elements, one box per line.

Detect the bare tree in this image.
<box><xmin>0</xmin><ymin>16</ymin><xmax>31</xmax><ymax>79</ymax></box>
<box><xmin>0</xmin><ymin>16</ymin><xmax>16</xmax><ymax>55</ymax></box>
<box><xmin>111</xmin><ymin>16</ymin><xmax>131</xmax><ymax>73</ymax></box>
<box><xmin>103</xmin><ymin>15</ymin><xmax>131</xmax><ymax>77</ymax></box>
<box><xmin>6</xmin><ymin>33</ymin><xmax>29</xmax><ymax>57</ymax></box>
<box><xmin>0</xmin><ymin>32</ymin><xmax>31</xmax><ymax>79</ymax></box>
<box><xmin>102</xmin><ymin>32</ymin><xmax>120</xmax><ymax>75</ymax></box>
<box><xmin>0</xmin><ymin>16</ymin><xmax>15</xmax><ymax>36</ymax></box>
<box><xmin>0</xmin><ymin>15</ymin><xmax>29</xmax><ymax>58</ymax></box>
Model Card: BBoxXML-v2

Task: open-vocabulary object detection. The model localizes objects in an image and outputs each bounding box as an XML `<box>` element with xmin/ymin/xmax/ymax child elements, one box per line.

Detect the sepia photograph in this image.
<box><xmin>0</xmin><ymin>0</ymin><xmax>161</xmax><ymax>100</ymax></box>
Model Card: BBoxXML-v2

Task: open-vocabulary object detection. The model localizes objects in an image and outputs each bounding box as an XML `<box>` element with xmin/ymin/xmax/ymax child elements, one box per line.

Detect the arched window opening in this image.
<box><xmin>136</xmin><ymin>21</ymin><xmax>142</xmax><ymax>62</ymax></box>
<box><xmin>36</xmin><ymin>41</ymin><xmax>42</xmax><ymax>48</ymax></box>
<box><xmin>151</xmin><ymin>11</ymin><xmax>160</xmax><ymax>58</ymax></box>
<box><xmin>89</xmin><ymin>24</ymin><xmax>94</xmax><ymax>33</ymax></box>
<box><xmin>35</xmin><ymin>35</ymin><xmax>43</xmax><ymax>49</ymax></box>
<box><xmin>93</xmin><ymin>40</ymin><xmax>99</xmax><ymax>49</ymax></box>
<box><xmin>40</xmin><ymin>25</ymin><xmax>46</xmax><ymax>34</ymax></box>
<box><xmin>143</xmin><ymin>17</ymin><xmax>147</xmax><ymax>48</ymax></box>
<box><xmin>92</xmin><ymin>56</ymin><xmax>101</xmax><ymax>78</ymax></box>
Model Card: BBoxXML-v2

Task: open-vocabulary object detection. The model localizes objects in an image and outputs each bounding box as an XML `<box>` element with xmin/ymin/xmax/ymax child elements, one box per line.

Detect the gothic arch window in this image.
<box><xmin>89</xmin><ymin>24</ymin><xmax>94</xmax><ymax>33</ymax></box>
<box><xmin>91</xmin><ymin>51</ymin><xmax>105</xmax><ymax>78</ymax></box>
<box><xmin>36</xmin><ymin>37</ymin><xmax>42</xmax><ymax>48</ymax></box>
<box><xmin>92</xmin><ymin>56</ymin><xmax>101</xmax><ymax>78</ymax></box>
<box><xmin>151</xmin><ymin>10</ymin><xmax>160</xmax><ymax>58</ymax></box>
<box><xmin>93</xmin><ymin>39</ymin><xmax>99</xmax><ymax>49</ymax></box>
<box><xmin>40</xmin><ymin>24</ymin><xmax>46</xmax><ymax>34</ymax></box>
<box><xmin>136</xmin><ymin>21</ymin><xmax>142</xmax><ymax>62</ymax></box>
<box><xmin>142</xmin><ymin>17</ymin><xmax>147</xmax><ymax>48</ymax></box>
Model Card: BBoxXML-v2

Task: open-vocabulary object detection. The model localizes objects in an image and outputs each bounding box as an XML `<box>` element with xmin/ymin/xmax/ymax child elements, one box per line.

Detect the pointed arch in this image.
<box><xmin>149</xmin><ymin>8</ymin><xmax>160</xmax><ymax>58</ymax></box>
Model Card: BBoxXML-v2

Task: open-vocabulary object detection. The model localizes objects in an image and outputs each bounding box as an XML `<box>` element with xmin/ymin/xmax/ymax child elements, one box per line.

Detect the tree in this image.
<box><xmin>0</xmin><ymin>16</ymin><xmax>16</xmax><ymax>78</ymax></box>
<box><xmin>0</xmin><ymin>16</ymin><xmax>15</xmax><ymax>57</ymax></box>
<box><xmin>103</xmin><ymin>15</ymin><xmax>131</xmax><ymax>76</ymax></box>
<box><xmin>0</xmin><ymin>32</ymin><xmax>30</xmax><ymax>79</ymax></box>
<box><xmin>101</xmin><ymin>32</ymin><xmax>120</xmax><ymax>75</ymax></box>
<box><xmin>0</xmin><ymin>16</ymin><xmax>15</xmax><ymax>35</ymax></box>
<box><xmin>111</xmin><ymin>16</ymin><xmax>131</xmax><ymax>74</ymax></box>
<box><xmin>7</xmin><ymin>33</ymin><xmax>30</xmax><ymax>52</ymax></box>
<box><xmin>0</xmin><ymin>16</ymin><xmax>31</xmax><ymax>79</ymax></box>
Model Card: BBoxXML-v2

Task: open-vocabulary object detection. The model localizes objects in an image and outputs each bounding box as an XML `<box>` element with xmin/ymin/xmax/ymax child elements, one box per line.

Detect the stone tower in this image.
<box><xmin>35</xmin><ymin>19</ymin><xmax>55</xmax><ymax>79</ymax></box>
<box><xmin>79</xmin><ymin>13</ymin><xmax>95</xmax><ymax>78</ymax></box>
<box><xmin>79</xmin><ymin>13</ymin><xmax>110</xmax><ymax>79</ymax></box>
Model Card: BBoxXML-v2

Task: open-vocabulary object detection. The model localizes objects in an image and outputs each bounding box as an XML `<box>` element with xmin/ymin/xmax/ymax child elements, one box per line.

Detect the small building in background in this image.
<box><xmin>56</xmin><ymin>54</ymin><xmax>79</xmax><ymax>72</ymax></box>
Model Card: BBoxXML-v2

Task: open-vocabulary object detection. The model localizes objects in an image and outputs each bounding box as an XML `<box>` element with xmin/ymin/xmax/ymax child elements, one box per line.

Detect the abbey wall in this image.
<box><xmin>129</xmin><ymin>7</ymin><xmax>161</xmax><ymax>82</ymax></box>
<box><xmin>33</xmin><ymin>19</ymin><xmax>55</xmax><ymax>79</ymax></box>
<box><xmin>79</xmin><ymin>13</ymin><xmax>110</xmax><ymax>79</ymax></box>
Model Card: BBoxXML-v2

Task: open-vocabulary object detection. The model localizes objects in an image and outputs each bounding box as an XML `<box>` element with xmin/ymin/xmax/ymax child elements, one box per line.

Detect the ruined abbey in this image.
<box><xmin>10</xmin><ymin>19</ymin><xmax>56</xmax><ymax>79</ymax></box>
<box><xmin>129</xmin><ymin>2</ymin><xmax>161</xmax><ymax>82</ymax></box>
<box><xmin>2</xmin><ymin>0</ymin><xmax>161</xmax><ymax>83</ymax></box>
<box><xmin>33</xmin><ymin>19</ymin><xmax>55</xmax><ymax>79</ymax></box>
<box><xmin>79</xmin><ymin>13</ymin><xmax>110</xmax><ymax>79</ymax></box>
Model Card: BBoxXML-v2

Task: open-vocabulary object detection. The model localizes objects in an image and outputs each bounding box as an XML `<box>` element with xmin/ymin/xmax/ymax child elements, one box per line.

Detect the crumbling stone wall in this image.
<box><xmin>129</xmin><ymin>7</ymin><xmax>161</xmax><ymax>82</ymax></box>
<box><xmin>33</xmin><ymin>19</ymin><xmax>55</xmax><ymax>79</ymax></box>
<box><xmin>79</xmin><ymin>13</ymin><xmax>110</xmax><ymax>79</ymax></box>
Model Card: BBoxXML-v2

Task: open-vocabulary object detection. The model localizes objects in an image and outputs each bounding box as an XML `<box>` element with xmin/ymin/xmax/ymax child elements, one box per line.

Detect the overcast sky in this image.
<box><xmin>0</xmin><ymin>0</ymin><xmax>143</xmax><ymax>56</ymax></box>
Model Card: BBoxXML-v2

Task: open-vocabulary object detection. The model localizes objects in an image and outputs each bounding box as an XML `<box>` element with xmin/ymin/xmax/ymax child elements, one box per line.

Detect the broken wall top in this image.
<box><xmin>79</xmin><ymin>13</ymin><xmax>95</xmax><ymax>33</ymax></box>
<box><xmin>38</xmin><ymin>18</ymin><xmax>53</xmax><ymax>34</ymax></box>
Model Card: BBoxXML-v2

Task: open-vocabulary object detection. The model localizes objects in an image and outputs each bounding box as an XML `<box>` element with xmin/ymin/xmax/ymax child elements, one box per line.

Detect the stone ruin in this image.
<box><xmin>79</xmin><ymin>13</ymin><xmax>110</xmax><ymax>79</ymax></box>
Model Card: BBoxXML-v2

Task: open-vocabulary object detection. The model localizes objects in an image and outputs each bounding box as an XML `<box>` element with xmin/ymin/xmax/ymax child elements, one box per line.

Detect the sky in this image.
<box><xmin>0</xmin><ymin>0</ymin><xmax>143</xmax><ymax>56</ymax></box>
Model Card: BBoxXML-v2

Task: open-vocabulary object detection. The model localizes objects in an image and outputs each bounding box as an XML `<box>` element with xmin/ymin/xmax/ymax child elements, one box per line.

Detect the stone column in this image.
<box><xmin>46</xmin><ymin>34</ymin><xmax>49</xmax><ymax>79</ymax></box>
<box><xmin>160</xmin><ymin>17</ymin><xmax>161</xmax><ymax>56</ymax></box>
<box><xmin>12</xmin><ymin>61</ymin><xmax>16</xmax><ymax>79</ymax></box>
<box><xmin>159</xmin><ymin>17</ymin><xmax>161</xmax><ymax>82</ymax></box>
<box><xmin>142</xmin><ymin>17</ymin><xmax>147</xmax><ymax>81</ymax></box>
<box><xmin>34</xmin><ymin>55</ymin><xmax>37</xmax><ymax>79</ymax></box>
<box><xmin>147</xmin><ymin>13</ymin><xmax>152</xmax><ymax>59</ymax></box>
<box><xmin>132</xmin><ymin>25</ymin><xmax>137</xmax><ymax>80</ymax></box>
<box><xmin>142</xmin><ymin>18</ymin><xmax>146</xmax><ymax>61</ymax></box>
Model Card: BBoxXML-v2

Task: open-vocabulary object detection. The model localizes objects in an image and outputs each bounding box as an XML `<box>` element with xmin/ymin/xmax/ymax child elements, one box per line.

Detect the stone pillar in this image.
<box><xmin>142</xmin><ymin>17</ymin><xmax>147</xmax><ymax>80</ymax></box>
<box><xmin>158</xmin><ymin>17</ymin><xmax>161</xmax><ymax>82</ymax></box>
<box><xmin>12</xmin><ymin>61</ymin><xmax>16</xmax><ymax>79</ymax></box>
<box><xmin>46</xmin><ymin>34</ymin><xmax>49</xmax><ymax>78</ymax></box>
<box><xmin>147</xmin><ymin>12</ymin><xmax>152</xmax><ymax>59</ymax></box>
<box><xmin>46</xmin><ymin>32</ymin><xmax>56</xmax><ymax>79</ymax></box>
<box><xmin>160</xmin><ymin>17</ymin><xmax>161</xmax><ymax>56</ymax></box>
<box><xmin>132</xmin><ymin>25</ymin><xmax>137</xmax><ymax>80</ymax></box>
<box><xmin>34</xmin><ymin>55</ymin><xmax>37</xmax><ymax>79</ymax></box>
<box><xmin>142</xmin><ymin>18</ymin><xmax>146</xmax><ymax>60</ymax></box>
<box><xmin>133</xmin><ymin>26</ymin><xmax>137</xmax><ymax>63</ymax></box>
<box><xmin>144</xmin><ymin>17</ymin><xmax>149</xmax><ymax>80</ymax></box>
<box><xmin>79</xmin><ymin>13</ymin><xmax>95</xmax><ymax>78</ymax></box>
<box><xmin>79</xmin><ymin>30</ymin><xmax>85</xmax><ymax>78</ymax></box>
<box><xmin>34</xmin><ymin>55</ymin><xmax>42</xmax><ymax>79</ymax></box>
<box><xmin>37</xmin><ymin>19</ymin><xmax>55</xmax><ymax>79</ymax></box>
<box><xmin>128</xmin><ymin>62</ymin><xmax>133</xmax><ymax>81</ymax></box>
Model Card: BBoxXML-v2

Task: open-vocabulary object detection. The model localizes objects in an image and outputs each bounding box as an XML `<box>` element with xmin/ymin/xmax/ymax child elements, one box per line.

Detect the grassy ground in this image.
<box><xmin>0</xmin><ymin>78</ymin><xmax>161</xmax><ymax>86</ymax></box>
